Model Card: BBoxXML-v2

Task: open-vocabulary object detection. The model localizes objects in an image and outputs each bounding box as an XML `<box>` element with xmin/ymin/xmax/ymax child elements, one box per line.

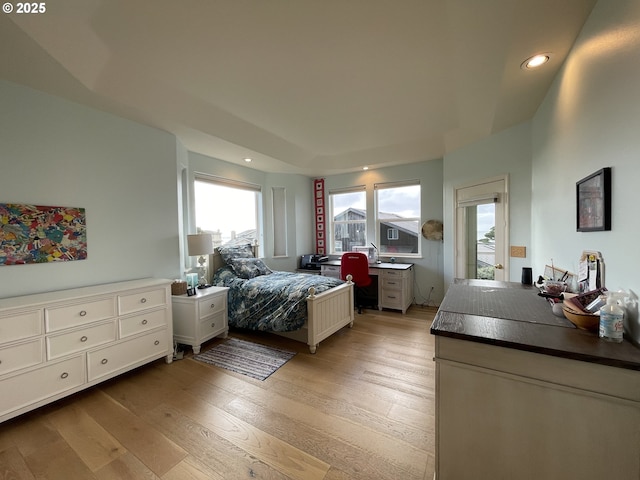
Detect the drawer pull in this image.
<box><xmin>154</xmin><ymin>340</ymin><xmax>160</xmax><ymax>346</ymax></box>
<box><xmin>101</xmin><ymin>358</ymin><xmax>108</xmax><ymax>365</ymax></box>
<box><xmin>140</xmin><ymin>298</ymin><xmax>147</xmax><ymax>304</ymax></box>
<box><xmin>210</xmin><ymin>303</ymin><xmax>215</xmax><ymax>309</ymax></box>
<box><xmin>141</xmin><ymin>319</ymin><xmax>148</xmax><ymax>325</ymax></box>
<box><xmin>60</xmin><ymin>372</ymin><xmax>69</xmax><ymax>379</ymax></box>
<box><xmin>211</xmin><ymin>322</ymin><xmax>216</xmax><ymax>328</ymax></box>
<box><xmin>80</xmin><ymin>336</ymin><xmax>88</xmax><ymax>342</ymax></box>
<box><xmin>79</xmin><ymin>310</ymin><xmax>87</xmax><ymax>317</ymax></box>
<box><xmin>0</xmin><ymin>359</ymin><xmax>2</xmax><ymax>365</ymax></box>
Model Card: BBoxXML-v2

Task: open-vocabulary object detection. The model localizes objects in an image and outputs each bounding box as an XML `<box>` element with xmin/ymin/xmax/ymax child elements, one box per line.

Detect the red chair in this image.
<box><xmin>341</xmin><ymin>252</ymin><xmax>375</xmax><ymax>313</ymax></box>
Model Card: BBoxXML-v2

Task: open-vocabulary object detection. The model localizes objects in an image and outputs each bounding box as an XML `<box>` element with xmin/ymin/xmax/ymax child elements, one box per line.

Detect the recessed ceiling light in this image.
<box><xmin>521</xmin><ymin>53</ymin><xmax>551</xmax><ymax>70</ymax></box>
<box><xmin>244</xmin><ymin>158</ymin><xmax>252</xmax><ymax>163</ymax></box>
<box><xmin>363</xmin><ymin>166</ymin><xmax>369</xmax><ymax>171</ymax></box>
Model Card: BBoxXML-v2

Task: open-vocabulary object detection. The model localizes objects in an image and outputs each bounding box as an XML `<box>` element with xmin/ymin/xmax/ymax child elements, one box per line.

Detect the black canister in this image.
<box><xmin>521</xmin><ymin>267</ymin><xmax>533</xmax><ymax>285</ymax></box>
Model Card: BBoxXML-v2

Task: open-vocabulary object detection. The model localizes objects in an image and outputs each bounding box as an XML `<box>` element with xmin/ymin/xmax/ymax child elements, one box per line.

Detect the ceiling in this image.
<box><xmin>1</xmin><ymin>0</ymin><xmax>597</xmax><ymax>176</ymax></box>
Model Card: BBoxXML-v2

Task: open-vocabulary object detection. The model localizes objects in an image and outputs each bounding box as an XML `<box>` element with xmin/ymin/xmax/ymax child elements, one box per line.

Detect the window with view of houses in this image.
<box><xmin>375</xmin><ymin>181</ymin><xmax>421</xmax><ymax>257</ymax></box>
<box><xmin>329</xmin><ymin>188</ymin><xmax>366</xmax><ymax>253</ymax></box>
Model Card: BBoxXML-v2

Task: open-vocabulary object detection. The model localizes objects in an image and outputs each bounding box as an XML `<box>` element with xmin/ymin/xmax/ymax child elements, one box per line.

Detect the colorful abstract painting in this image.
<box><xmin>0</xmin><ymin>203</ymin><xmax>87</xmax><ymax>265</ymax></box>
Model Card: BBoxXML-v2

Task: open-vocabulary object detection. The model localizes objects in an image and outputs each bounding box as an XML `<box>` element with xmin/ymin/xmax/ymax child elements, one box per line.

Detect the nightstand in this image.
<box><xmin>171</xmin><ymin>286</ymin><xmax>229</xmax><ymax>354</ymax></box>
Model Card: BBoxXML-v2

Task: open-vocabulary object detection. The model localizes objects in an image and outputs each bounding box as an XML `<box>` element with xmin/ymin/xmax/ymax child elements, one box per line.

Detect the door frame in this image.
<box><xmin>453</xmin><ymin>174</ymin><xmax>509</xmax><ymax>281</ymax></box>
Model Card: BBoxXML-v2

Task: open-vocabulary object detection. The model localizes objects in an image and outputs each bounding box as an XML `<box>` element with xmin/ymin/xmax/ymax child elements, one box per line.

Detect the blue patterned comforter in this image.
<box><xmin>213</xmin><ymin>266</ymin><xmax>345</xmax><ymax>332</ymax></box>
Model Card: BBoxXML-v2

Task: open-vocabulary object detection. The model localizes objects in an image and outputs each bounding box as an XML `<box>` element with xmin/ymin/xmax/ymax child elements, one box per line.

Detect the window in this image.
<box><xmin>328</xmin><ymin>188</ymin><xmax>366</xmax><ymax>254</ymax></box>
<box><xmin>194</xmin><ymin>175</ymin><xmax>261</xmax><ymax>249</ymax></box>
<box><xmin>375</xmin><ymin>181</ymin><xmax>421</xmax><ymax>256</ymax></box>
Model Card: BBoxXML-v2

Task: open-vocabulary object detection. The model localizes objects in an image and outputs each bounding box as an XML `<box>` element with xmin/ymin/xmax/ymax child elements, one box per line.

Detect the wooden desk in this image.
<box><xmin>320</xmin><ymin>260</ymin><xmax>414</xmax><ymax>313</ymax></box>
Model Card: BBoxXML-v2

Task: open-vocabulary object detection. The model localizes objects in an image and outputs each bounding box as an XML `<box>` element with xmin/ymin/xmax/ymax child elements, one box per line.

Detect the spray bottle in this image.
<box><xmin>599</xmin><ymin>291</ymin><xmax>626</xmax><ymax>343</ymax></box>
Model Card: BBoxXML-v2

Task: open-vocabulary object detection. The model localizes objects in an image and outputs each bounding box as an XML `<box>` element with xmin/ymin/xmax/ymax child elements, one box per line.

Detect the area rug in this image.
<box><xmin>193</xmin><ymin>338</ymin><xmax>296</xmax><ymax>381</ymax></box>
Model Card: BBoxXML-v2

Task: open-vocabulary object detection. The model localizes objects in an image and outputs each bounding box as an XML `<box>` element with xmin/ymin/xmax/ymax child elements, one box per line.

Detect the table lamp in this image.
<box><xmin>187</xmin><ymin>233</ymin><xmax>215</xmax><ymax>287</ymax></box>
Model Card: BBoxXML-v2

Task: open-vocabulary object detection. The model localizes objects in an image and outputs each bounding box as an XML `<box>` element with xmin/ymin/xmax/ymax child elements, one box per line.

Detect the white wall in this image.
<box><xmin>0</xmin><ymin>81</ymin><xmax>182</xmax><ymax>298</ymax></box>
<box><xmin>531</xmin><ymin>0</ymin><xmax>640</xmax><ymax>295</ymax></box>
<box><xmin>443</xmin><ymin>122</ymin><xmax>533</xmax><ymax>289</ymax></box>
<box><xmin>323</xmin><ymin>160</ymin><xmax>445</xmax><ymax>305</ymax></box>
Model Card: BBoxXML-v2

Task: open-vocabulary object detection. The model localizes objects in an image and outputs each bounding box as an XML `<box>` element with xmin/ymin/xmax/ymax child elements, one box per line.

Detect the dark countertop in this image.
<box><xmin>431</xmin><ymin>279</ymin><xmax>640</xmax><ymax>370</ymax></box>
<box><xmin>324</xmin><ymin>259</ymin><xmax>413</xmax><ymax>270</ymax></box>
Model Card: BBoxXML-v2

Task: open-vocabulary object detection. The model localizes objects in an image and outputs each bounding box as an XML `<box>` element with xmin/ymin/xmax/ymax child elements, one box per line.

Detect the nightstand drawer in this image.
<box><xmin>118</xmin><ymin>288</ymin><xmax>167</xmax><ymax>315</ymax></box>
<box><xmin>198</xmin><ymin>295</ymin><xmax>226</xmax><ymax>320</ymax></box>
<box><xmin>198</xmin><ymin>312</ymin><xmax>226</xmax><ymax>339</ymax></box>
<box><xmin>45</xmin><ymin>298</ymin><xmax>115</xmax><ymax>333</ymax></box>
<box><xmin>0</xmin><ymin>339</ymin><xmax>43</xmax><ymax>376</ymax></box>
<box><xmin>87</xmin><ymin>328</ymin><xmax>168</xmax><ymax>382</ymax></box>
<box><xmin>46</xmin><ymin>321</ymin><xmax>117</xmax><ymax>360</ymax></box>
<box><xmin>0</xmin><ymin>310</ymin><xmax>42</xmax><ymax>344</ymax></box>
<box><xmin>119</xmin><ymin>308</ymin><xmax>167</xmax><ymax>338</ymax></box>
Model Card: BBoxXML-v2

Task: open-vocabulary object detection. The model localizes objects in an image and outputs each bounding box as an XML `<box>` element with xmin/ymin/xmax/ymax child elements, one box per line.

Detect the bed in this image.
<box><xmin>210</xmin><ymin>244</ymin><xmax>354</xmax><ymax>353</ymax></box>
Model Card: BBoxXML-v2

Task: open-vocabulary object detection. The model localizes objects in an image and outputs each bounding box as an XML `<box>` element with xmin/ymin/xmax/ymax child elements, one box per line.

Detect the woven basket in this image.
<box><xmin>171</xmin><ymin>281</ymin><xmax>188</xmax><ymax>296</ymax></box>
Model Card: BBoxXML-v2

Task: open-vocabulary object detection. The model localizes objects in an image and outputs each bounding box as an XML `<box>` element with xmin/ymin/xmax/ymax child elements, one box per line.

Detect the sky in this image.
<box><xmin>195</xmin><ymin>182</ymin><xmax>257</xmax><ymax>240</ymax></box>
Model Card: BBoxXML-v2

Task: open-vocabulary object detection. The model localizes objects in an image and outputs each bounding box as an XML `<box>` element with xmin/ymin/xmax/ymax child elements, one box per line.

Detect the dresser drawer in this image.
<box><xmin>0</xmin><ymin>338</ymin><xmax>43</xmax><ymax>376</ymax></box>
<box><xmin>119</xmin><ymin>308</ymin><xmax>167</xmax><ymax>338</ymax></box>
<box><xmin>0</xmin><ymin>355</ymin><xmax>84</xmax><ymax>418</ymax></box>
<box><xmin>87</xmin><ymin>328</ymin><xmax>168</xmax><ymax>382</ymax></box>
<box><xmin>198</xmin><ymin>295</ymin><xmax>226</xmax><ymax>320</ymax></box>
<box><xmin>118</xmin><ymin>288</ymin><xmax>167</xmax><ymax>315</ymax></box>
<box><xmin>0</xmin><ymin>310</ymin><xmax>42</xmax><ymax>344</ymax></box>
<box><xmin>198</xmin><ymin>312</ymin><xmax>226</xmax><ymax>339</ymax></box>
<box><xmin>46</xmin><ymin>321</ymin><xmax>117</xmax><ymax>360</ymax></box>
<box><xmin>45</xmin><ymin>298</ymin><xmax>115</xmax><ymax>333</ymax></box>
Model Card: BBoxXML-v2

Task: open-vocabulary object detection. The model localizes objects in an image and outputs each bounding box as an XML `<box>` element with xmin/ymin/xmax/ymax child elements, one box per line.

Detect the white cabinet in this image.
<box><xmin>434</xmin><ymin>336</ymin><xmax>640</xmax><ymax>479</ymax></box>
<box><xmin>172</xmin><ymin>286</ymin><xmax>229</xmax><ymax>354</ymax></box>
<box><xmin>0</xmin><ymin>278</ymin><xmax>173</xmax><ymax>423</ymax></box>
<box><xmin>378</xmin><ymin>267</ymin><xmax>413</xmax><ymax>314</ymax></box>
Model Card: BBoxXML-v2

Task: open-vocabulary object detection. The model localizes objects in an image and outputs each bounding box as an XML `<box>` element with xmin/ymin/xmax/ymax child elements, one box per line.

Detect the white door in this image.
<box><xmin>454</xmin><ymin>176</ymin><xmax>508</xmax><ymax>281</ymax></box>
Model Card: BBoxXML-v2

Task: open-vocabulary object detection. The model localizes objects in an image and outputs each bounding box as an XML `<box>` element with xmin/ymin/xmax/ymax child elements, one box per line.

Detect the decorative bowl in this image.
<box><xmin>544</xmin><ymin>280</ymin><xmax>566</xmax><ymax>296</ymax></box>
<box><xmin>562</xmin><ymin>303</ymin><xmax>599</xmax><ymax>332</ymax></box>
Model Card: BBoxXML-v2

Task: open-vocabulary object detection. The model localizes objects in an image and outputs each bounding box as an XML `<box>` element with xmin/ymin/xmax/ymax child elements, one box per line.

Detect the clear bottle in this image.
<box><xmin>599</xmin><ymin>292</ymin><xmax>625</xmax><ymax>343</ymax></box>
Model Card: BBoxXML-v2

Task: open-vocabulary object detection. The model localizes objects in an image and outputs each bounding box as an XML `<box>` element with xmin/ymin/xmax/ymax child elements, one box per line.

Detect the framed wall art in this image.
<box><xmin>576</xmin><ymin>167</ymin><xmax>611</xmax><ymax>232</ymax></box>
<box><xmin>0</xmin><ymin>203</ymin><xmax>87</xmax><ymax>265</ymax></box>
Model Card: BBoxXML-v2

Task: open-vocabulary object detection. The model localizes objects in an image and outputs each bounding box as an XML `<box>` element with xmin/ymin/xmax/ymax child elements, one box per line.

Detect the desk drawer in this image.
<box><xmin>45</xmin><ymin>298</ymin><xmax>115</xmax><ymax>333</ymax></box>
<box><xmin>0</xmin><ymin>310</ymin><xmax>42</xmax><ymax>344</ymax></box>
<box><xmin>0</xmin><ymin>339</ymin><xmax>43</xmax><ymax>376</ymax></box>
<box><xmin>321</xmin><ymin>265</ymin><xmax>341</xmax><ymax>278</ymax></box>
<box><xmin>47</xmin><ymin>320</ymin><xmax>117</xmax><ymax>360</ymax></box>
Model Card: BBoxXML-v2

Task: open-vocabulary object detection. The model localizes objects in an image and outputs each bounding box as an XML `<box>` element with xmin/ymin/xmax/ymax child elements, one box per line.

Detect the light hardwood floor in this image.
<box><xmin>0</xmin><ymin>305</ymin><xmax>437</xmax><ymax>480</ymax></box>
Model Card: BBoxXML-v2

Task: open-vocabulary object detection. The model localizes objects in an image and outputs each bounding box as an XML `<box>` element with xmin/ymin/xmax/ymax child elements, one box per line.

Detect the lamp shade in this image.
<box><xmin>187</xmin><ymin>234</ymin><xmax>215</xmax><ymax>256</ymax></box>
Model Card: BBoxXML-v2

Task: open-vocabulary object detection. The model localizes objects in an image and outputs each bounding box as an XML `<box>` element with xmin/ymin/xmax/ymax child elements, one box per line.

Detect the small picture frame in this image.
<box><xmin>576</xmin><ymin>167</ymin><xmax>611</xmax><ymax>232</ymax></box>
<box><xmin>187</xmin><ymin>287</ymin><xmax>197</xmax><ymax>296</ymax></box>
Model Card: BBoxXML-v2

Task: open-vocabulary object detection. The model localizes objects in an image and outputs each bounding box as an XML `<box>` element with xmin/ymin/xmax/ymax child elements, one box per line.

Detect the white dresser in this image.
<box><xmin>0</xmin><ymin>278</ymin><xmax>173</xmax><ymax>423</ymax></box>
